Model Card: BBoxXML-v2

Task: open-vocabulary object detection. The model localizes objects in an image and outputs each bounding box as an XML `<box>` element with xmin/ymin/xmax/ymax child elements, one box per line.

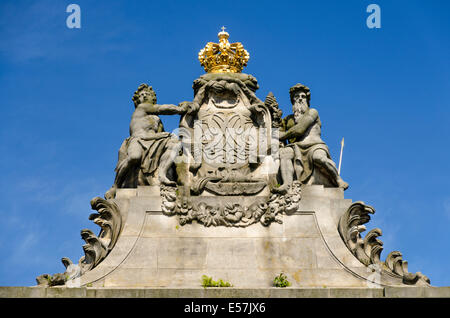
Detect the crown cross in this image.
<box><xmin>198</xmin><ymin>28</ymin><xmax>250</xmax><ymax>73</ymax></box>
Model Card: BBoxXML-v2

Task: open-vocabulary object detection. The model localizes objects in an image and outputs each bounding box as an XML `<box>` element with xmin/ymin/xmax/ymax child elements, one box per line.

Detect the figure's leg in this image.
<box><xmin>274</xmin><ymin>147</ymin><xmax>295</xmax><ymax>193</ymax></box>
<box><xmin>114</xmin><ymin>140</ymin><xmax>143</xmax><ymax>188</ymax></box>
<box><xmin>158</xmin><ymin>138</ymin><xmax>181</xmax><ymax>186</ymax></box>
<box><xmin>292</xmin><ymin>144</ymin><xmax>304</xmax><ymax>180</ymax></box>
<box><xmin>106</xmin><ymin>139</ymin><xmax>130</xmax><ymax>199</ymax></box>
<box><xmin>312</xmin><ymin>149</ymin><xmax>349</xmax><ymax>190</ymax></box>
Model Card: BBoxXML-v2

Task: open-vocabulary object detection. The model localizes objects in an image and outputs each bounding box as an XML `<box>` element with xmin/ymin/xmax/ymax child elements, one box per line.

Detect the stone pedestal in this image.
<box><xmin>67</xmin><ymin>185</ymin><xmax>412</xmax><ymax>288</ymax></box>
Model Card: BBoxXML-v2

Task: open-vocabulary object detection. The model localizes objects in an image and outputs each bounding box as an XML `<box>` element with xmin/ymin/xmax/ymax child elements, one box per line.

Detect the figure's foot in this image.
<box><xmin>337</xmin><ymin>178</ymin><xmax>349</xmax><ymax>190</ymax></box>
<box><xmin>159</xmin><ymin>176</ymin><xmax>177</xmax><ymax>186</ymax></box>
<box><xmin>105</xmin><ymin>186</ymin><xmax>117</xmax><ymax>200</ymax></box>
<box><xmin>271</xmin><ymin>183</ymin><xmax>289</xmax><ymax>194</ymax></box>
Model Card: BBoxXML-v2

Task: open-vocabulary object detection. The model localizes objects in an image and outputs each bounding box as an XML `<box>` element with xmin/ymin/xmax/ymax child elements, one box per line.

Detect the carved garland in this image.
<box><xmin>36</xmin><ymin>197</ymin><xmax>122</xmax><ymax>286</ymax></box>
<box><xmin>338</xmin><ymin>201</ymin><xmax>430</xmax><ymax>285</ymax></box>
<box><xmin>161</xmin><ymin>182</ymin><xmax>301</xmax><ymax>227</ymax></box>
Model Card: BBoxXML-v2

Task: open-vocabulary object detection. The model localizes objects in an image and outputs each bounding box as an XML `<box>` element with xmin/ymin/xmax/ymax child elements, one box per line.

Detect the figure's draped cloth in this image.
<box><xmin>282</xmin><ymin>114</ymin><xmax>332</xmax><ymax>183</ymax></box>
<box><xmin>116</xmin><ymin>136</ymin><xmax>169</xmax><ymax>187</ymax></box>
<box><xmin>139</xmin><ymin>138</ymin><xmax>169</xmax><ymax>175</ymax></box>
<box><xmin>291</xmin><ymin>142</ymin><xmax>331</xmax><ymax>183</ymax></box>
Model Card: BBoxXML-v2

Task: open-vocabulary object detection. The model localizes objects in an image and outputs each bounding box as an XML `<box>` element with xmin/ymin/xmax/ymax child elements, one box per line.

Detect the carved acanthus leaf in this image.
<box><xmin>37</xmin><ymin>197</ymin><xmax>123</xmax><ymax>286</ymax></box>
<box><xmin>76</xmin><ymin>198</ymin><xmax>122</xmax><ymax>275</ymax></box>
<box><xmin>338</xmin><ymin>201</ymin><xmax>430</xmax><ymax>286</ymax></box>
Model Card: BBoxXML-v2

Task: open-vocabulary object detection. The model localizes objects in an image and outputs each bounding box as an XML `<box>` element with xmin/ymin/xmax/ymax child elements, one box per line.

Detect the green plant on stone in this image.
<box><xmin>217</xmin><ymin>279</ymin><xmax>232</xmax><ymax>287</ymax></box>
<box><xmin>201</xmin><ymin>275</ymin><xmax>232</xmax><ymax>288</ymax></box>
<box><xmin>273</xmin><ymin>273</ymin><xmax>291</xmax><ymax>287</ymax></box>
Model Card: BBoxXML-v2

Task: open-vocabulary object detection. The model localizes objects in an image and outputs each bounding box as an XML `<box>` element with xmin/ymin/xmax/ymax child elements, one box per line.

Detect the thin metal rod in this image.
<box><xmin>338</xmin><ymin>137</ymin><xmax>344</xmax><ymax>175</ymax></box>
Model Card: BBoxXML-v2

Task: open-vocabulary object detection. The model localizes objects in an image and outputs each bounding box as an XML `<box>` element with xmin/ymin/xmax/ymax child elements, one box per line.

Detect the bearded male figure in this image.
<box><xmin>277</xmin><ymin>84</ymin><xmax>348</xmax><ymax>191</ymax></box>
<box><xmin>105</xmin><ymin>84</ymin><xmax>188</xmax><ymax>199</ymax></box>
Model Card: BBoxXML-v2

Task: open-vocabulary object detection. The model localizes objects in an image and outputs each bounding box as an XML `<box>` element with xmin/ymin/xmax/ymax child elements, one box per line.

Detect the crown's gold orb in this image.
<box><xmin>198</xmin><ymin>28</ymin><xmax>250</xmax><ymax>73</ymax></box>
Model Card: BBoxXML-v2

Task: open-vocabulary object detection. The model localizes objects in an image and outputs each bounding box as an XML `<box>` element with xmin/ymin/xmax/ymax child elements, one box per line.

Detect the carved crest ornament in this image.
<box><xmin>37</xmin><ymin>28</ymin><xmax>429</xmax><ymax>287</ymax></box>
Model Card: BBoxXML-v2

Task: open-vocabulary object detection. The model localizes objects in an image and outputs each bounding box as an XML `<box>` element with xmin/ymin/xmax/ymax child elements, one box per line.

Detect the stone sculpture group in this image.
<box><xmin>36</xmin><ymin>29</ymin><xmax>430</xmax><ymax>289</ymax></box>
<box><xmin>106</xmin><ymin>76</ymin><xmax>348</xmax><ymax>201</ymax></box>
<box><xmin>101</xmin><ymin>71</ymin><xmax>347</xmax><ymax>228</ymax></box>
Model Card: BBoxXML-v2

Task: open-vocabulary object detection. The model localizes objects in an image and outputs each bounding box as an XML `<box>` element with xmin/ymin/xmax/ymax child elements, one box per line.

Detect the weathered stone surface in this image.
<box><xmin>86</xmin><ymin>188</ymin><xmax>378</xmax><ymax>288</ymax></box>
<box><xmin>37</xmin><ymin>182</ymin><xmax>434</xmax><ymax>289</ymax></box>
<box><xmin>0</xmin><ymin>287</ymin><xmax>47</xmax><ymax>298</ymax></box>
<box><xmin>205</xmin><ymin>238</ymin><xmax>258</xmax><ymax>269</ymax></box>
<box><xmin>115</xmin><ymin>189</ymin><xmax>137</xmax><ymax>199</ymax></box>
<box><xmin>142</xmin><ymin>211</ymin><xmax>286</xmax><ymax>238</ymax></box>
<box><xmin>283</xmin><ymin>213</ymin><xmax>319</xmax><ymax>238</ymax></box>
<box><xmin>313</xmin><ymin>238</ymin><xmax>342</xmax><ymax>269</ymax></box>
<box><xmin>104</xmin><ymin>268</ymin><xmax>159</xmax><ymax>287</ymax></box>
<box><xmin>45</xmin><ymin>287</ymin><xmax>87</xmax><ymax>298</ymax></box>
<box><xmin>384</xmin><ymin>286</ymin><xmax>450</xmax><ymax>298</ymax></box>
<box><xmin>93</xmin><ymin>287</ymin><xmax>147</xmax><ymax>298</ymax></box>
<box><xmin>3</xmin><ymin>286</ymin><xmax>449</xmax><ymax>298</ymax></box>
<box><xmin>158</xmin><ymin>238</ymin><xmax>209</xmax><ymax>269</ymax></box>
<box><xmin>120</xmin><ymin>237</ymin><xmax>158</xmax><ymax>269</ymax></box>
<box><xmin>328</xmin><ymin>287</ymin><xmax>384</xmax><ymax>298</ymax></box>
<box><xmin>37</xmin><ymin>178</ymin><xmax>435</xmax><ymax>290</ymax></box>
<box><xmin>137</xmin><ymin>185</ymin><xmax>160</xmax><ymax>197</ymax></box>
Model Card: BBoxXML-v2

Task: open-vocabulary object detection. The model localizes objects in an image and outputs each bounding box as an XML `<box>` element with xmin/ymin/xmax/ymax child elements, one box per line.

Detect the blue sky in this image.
<box><xmin>0</xmin><ymin>0</ymin><xmax>449</xmax><ymax>287</ymax></box>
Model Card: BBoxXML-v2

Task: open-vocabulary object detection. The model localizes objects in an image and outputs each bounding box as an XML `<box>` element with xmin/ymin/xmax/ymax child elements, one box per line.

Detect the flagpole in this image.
<box><xmin>338</xmin><ymin>137</ymin><xmax>344</xmax><ymax>175</ymax></box>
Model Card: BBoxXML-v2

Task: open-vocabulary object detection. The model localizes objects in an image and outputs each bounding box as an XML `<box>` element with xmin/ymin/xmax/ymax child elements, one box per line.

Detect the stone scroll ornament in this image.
<box><xmin>161</xmin><ymin>181</ymin><xmax>301</xmax><ymax>227</ymax></box>
<box><xmin>36</xmin><ymin>198</ymin><xmax>122</xmax><ymax>286</ymax></box>
<box><xmin>338</xmin><ymin>201</ymin><xmax>430</xmax><ymax>286</ymax></box>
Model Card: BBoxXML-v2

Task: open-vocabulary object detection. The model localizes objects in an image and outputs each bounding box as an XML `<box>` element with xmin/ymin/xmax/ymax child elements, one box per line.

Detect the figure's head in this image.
<box><xmin>289</xmin><ymin>84</ymin><xmax>311</xmax><ymax>115</ymax></box>
<box><xmin>132</xmin><ymin>84</ymin><xmax>157</xmax><ymax>107</ymax></box>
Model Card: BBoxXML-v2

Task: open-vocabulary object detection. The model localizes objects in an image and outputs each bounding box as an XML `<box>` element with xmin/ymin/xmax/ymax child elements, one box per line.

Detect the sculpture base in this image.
<box><xmin>63</xmin><ymin>185</ymin><xmax>427</xmax><ymax>289</ymax></box>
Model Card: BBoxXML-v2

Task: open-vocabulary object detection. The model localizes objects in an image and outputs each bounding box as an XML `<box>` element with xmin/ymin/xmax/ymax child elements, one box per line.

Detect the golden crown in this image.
<box><xmin>198</xmin><ymin>27</ymin><xmax>250</xmax><ymax>73</ymax></box>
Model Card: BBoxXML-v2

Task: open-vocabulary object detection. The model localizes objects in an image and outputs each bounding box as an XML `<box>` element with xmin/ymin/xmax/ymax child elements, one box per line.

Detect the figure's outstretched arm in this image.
<box><xmin>140</xmin><ymin>102</ymin><xmax>189</xmax><ymax>115</ymax></box>
<box><xmin>157</xmin><ymin>103</ymin><xmax>189</xmax><ymax>115</ymax></box>
<box><xmin>141</xmin><ymin>131</ymin><xmax>171</xmax><ymax>140</ymax></box>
